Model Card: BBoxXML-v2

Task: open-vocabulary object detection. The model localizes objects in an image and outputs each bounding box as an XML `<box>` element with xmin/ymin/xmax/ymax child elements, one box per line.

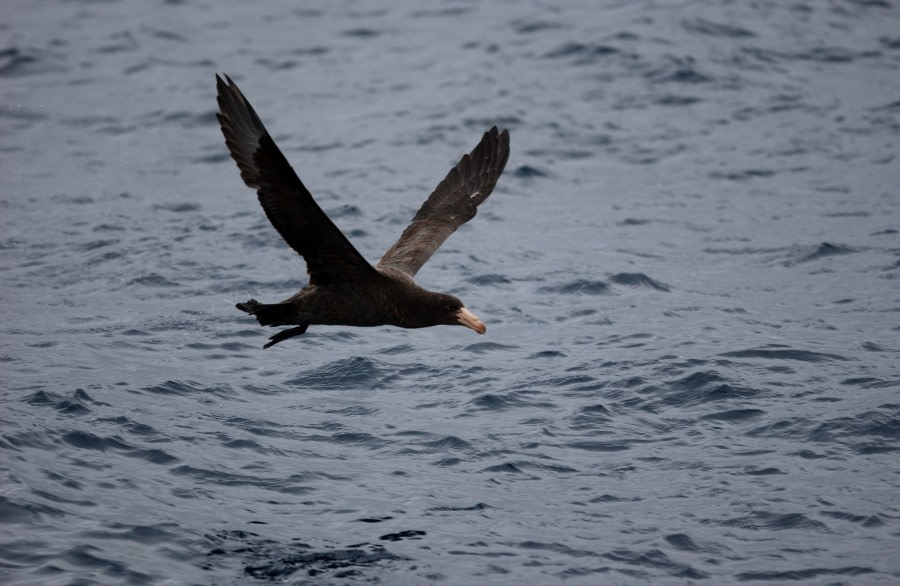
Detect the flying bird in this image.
<box><xmin>216</xmin><ymin>74</ymin><xmax>510</xmax><ymax>348</ymax></box>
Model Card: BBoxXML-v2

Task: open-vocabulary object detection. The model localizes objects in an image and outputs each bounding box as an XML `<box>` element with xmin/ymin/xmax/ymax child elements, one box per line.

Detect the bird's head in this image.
<box><xmin>432</xmin><ymin>293</ymin><xmax>486</xmax><ymax>335</ymax></box>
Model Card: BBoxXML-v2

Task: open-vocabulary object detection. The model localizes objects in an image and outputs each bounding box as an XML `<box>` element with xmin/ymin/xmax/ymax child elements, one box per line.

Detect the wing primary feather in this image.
<box><xmin>216</xmin><ymin>74</ymin><xmax>374</xmax><ymax>285</ymax></box>
<box><xmin>378</xmin><ymin>126</ymin><xmax>510</xmax><ymax>277</ymax></box>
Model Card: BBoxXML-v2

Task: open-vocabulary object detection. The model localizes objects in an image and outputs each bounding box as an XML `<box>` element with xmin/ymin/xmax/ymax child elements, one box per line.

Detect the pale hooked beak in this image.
<box><xmin>457</xmin><ymin>307</ymin><xmax>486</xmax><ymax>335</ymax></box>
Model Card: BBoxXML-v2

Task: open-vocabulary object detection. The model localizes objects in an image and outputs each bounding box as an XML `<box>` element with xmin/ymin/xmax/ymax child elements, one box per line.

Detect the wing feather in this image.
<box><xmin>216</xmin><ymin>74</ymin><xmax>374</xmax><ymax>285</ymax></box>
<box><xmin>378</xmin><ymin>126</ymin><xmax>510</xmax><ymax>276</ymax></box>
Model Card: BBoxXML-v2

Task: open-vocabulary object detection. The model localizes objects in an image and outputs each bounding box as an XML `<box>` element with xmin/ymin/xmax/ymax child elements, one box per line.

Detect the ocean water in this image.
<box><xmin>2</xmin><ymin>0</ymin><xmax>899</xmax><ymax>583</ymax></box>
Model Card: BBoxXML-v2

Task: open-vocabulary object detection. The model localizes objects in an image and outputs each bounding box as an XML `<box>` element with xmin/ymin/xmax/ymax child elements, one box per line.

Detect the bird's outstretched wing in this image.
<box><xmin>377</xmin><ymin>126</ymin><xmax>510</xmax><ymax>277</ymax></box>
<box><xmin>216</xmin><ymin>74</ymin><xmax>375</xmax><ymax>285</ymax></box>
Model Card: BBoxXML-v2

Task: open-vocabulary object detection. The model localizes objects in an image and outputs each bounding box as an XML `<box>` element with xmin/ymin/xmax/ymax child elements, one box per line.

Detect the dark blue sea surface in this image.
<box><xmin>2</xmin><ymin>0</ymin><xmax>899</xmax><ymax>583</ymax></box>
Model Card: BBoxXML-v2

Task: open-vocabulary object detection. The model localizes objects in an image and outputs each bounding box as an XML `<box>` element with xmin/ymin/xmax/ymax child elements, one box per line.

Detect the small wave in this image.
<box><xmin>510</xmin><ymin>20</ymin><xmax>566</xmax><ymax>35</ymax></box>
<box><xmin>0</xmin><ymin>46</ymin><xmax>62</xmax><ymax>77</ymax></box>
<box><xmin>341</xmin><ymin>28</ymin><xmax>381</xmax><ymax>39</ymax></box>
<box><xmin>720</xmin><ymin>346</ymin><xmax>847</xmax><ymax>362</ymax></box>
<box><xmin>840</xmin><ymin>377</ymin><xmax>897</xmax><ymax>389</ymax></box>
<box><xmin>481</xmin><ymin>461</ymin><xmax>528</xmax><ymax>474</ymax></box>
<box><xmin>59</xmin><ymin>544</ymin><xmax>155</xmax><ymax>582</ymax></box>
<box><xmin>543</xmin><ymin>42</ymin><xmax>619</xmax><ymax>65</ymax></box>
<box><xmin>518</xmin><ymin>540</ymin><xmax>596</xmax><ymax>558</ymax></box>
<box><xmin>0</xmin><ymin>494</ymin><xmax>66</xmax><ymax>523</ymax></box>
<box><xmin>325</xmin><ymin>432</ymin><xmax>391</xmax><ymax>449</ymax></box>
<box><xmin>289</xmin><ymin>45</ymin><xmax>329</xmax><ymax>56</ymax></box>
<box><xmin>416</xmin><ymin>435</ymin><xmax>472</xmax><ymax>450</ymax></box>
<box><xmin>709</xmin><ymin>168</ymin><xmax>775</xmax><ymax>181</ymax></box>
<box><xmin>791</xmin><ymin>47</ymin><xmax>881</xmax><ymax>63</ymax></box>
<box><xmin>736</xmin><ymin>566</ymin><xmax>874</xmax><ymax>581</ymax></box>
<box><xmin>467</xmin><ymin>273</ymin><xmax>512</xmax><ymax>286</ymax></box>
<box><xmin>463</xmin><ymin>115</ymin><xmax>522</xmax><ymax>132</ymax></box>
<box><xmin>821</xmin><ymin>510</ymin><xmax>884</xmax><ymax>527</ymax></box>
<box><xmin>656</xmin><ymin>370</ymin><xmax>760</xmax><ymax>408</ymax></box>
<box><xmin>77</xmin><ymin>238</ymin><xmax>121</xmax><ymax>252</ymax></box>
<box><xmin>82</xmin><ymin>523</ymin><xmax>179</xmax><ymax>545</ymax></box>
<box><xmin>326</xmin><ymin>204</ymin><xmax>363</xmax><ymax>218</ymax></box>
<box><xmin>59</xmin><ymin>428</ymin><xmax>178</xmax><ymax>465</ymax></box>
<box><xmin>528</xmin><ymin>350</ymin><xmax>566</xmax><ymax>359</ymax></box>
<box><xmin>682</xmin><ymin>18</ymin><xmax>755</xmax><ymax>38</ymax></box>
<box><xmin>793</xmin><ymin>242</ymin><xmax>858</xmax><ymax>264</ymax></box>
<box><xmin>665</xmin><ymin>533</ymin><xmax>699</xmax><ymax>552</ymax></box>
<box><xmin>26</xmin><ymin>389</ymin><xmax>93</xmax><ymax>415</ymax></box>
<box><xmin>741</xmin><ymin>45</ymin><xmax>878</xmax><ymax>66</ymax></box>
<box><xmin>532</xmin><ymin>373</ymin><xmax>604</xmax><ymax>393</ymax></box>
<box><xmin>411</xmin><ymin>6</ymin><xmax>471</xmax><ymax>18</ymax></box>
<box><xmin>741</xmin><ymin>466</ymin><xmax>784</xmax><ymax>476</ymax></box>
<box><xmin>162</xmin><ymin>110</ymin><xmax>217</xmax><ymax>129</ymax></box>
<box><xmin>648</xmin><ymin>56</ymin><xmax>713</xmax><ymax>84</ymax></box>
<box><xmin>380</xmin><ymin>530</ymin><xmax>426</xmax><ymax>542</ymax></box>
<box><xmin>95</xmin><ymin>31</ymin><xmax>138</xmax><ymax>55</ymax></box>
<box><xmin>512</xmin><ymin>164</ymin><xmax>551</xmax><ymax>179</ymax></box>
<box><xmin>51</xmin><ymin>194</ymin><xmax>95</xmax><ymax>205</ymax></box>
<box><xmin>701</xmin><ymin>408</ymin><xmax>765</xmax><ymax>422</ymax></box>
<box><xmin>467</xmin><ymin>391</ymin><xmax>556</xmax><ymax>411</ymax></box>
<box><xmin>205</xmin><ymin>531</ymin><xmax>406</xmax><ymax>581</ymax></box>
<box><xmin>245</xmin><ymin>545</ymin><xmax>405</xmax><ymax>580</ymax></box>
<box><xmin>654</xmin><ymin>94</ymin><xmax>702</xmax><ymax>106</ymax></box>
<box><xmin>428</xmin><ymin>502</ymin><xmax>491</xmax><ymax>512</ymax></box>
<box><xmin>356</xmin><ymin>515</ymin><xmax>393</xmax><ymax>523</ymax></box>
<box><xmin>590</xmin><ymin>494</ymin><xmax>640</xmax><ymax>504</ymax></box>
<box><xmin>539</xmin><ymin>279</ymin><xmax>610</xmax><ymax>295</ymax></box>
<box><xmin>610</xmin><ymin>272</ymin><xmax>670</xmax><ymax>292</ymax></box>
<box><xmin>601</xmin><ymin>548</ymin><xmax>709</xmax><ymax>579</ymax></box>
<box><xmin>131</xmin><ymin>448</ymin><xmax>178</xmax><ymax>464</ymax></box>
<box><xmin>723</xmin><ymin>511</ymin><xmax>826</xmax><ymax>531</ymax></box>
<box><xmin>565</xmin><ymin>440</ymin><xmax>629</xmax><ymax>452</ymax></box>
<box><xmin>142</xmin><ymin>380</ymin><xmax>237</xmax><ymax>398</ymax></box>
<box><xmin>171</xmin><ymin>465</ymin><xmax>319</xmax><ymax>494</ymax></box>
<box><xmin>62</xmin><ymin>430</ymin><xmax>129</xmax><ymax>452</ymax></box>
<box><xmin>462</xmin><ymin>341</ymin><xmax>517</xmax><ymax>354</ymax></box>
<box><xmin>617</xmin><ymin>218</ymin><xmax>651</xmax><ymax>226</ymax></box>
<box><xmin>702</xmin><ymin>244</ymin><xmax>785</xmax><ymax>256</ymax></box>
<box><xmin>376</xmin><ymin>343</ymin><xmax>415</xmax><ymax>355</ymax></box>
<box><xmin>218</xmin><ymin>415</ymin><xmax>298</xmax><ymax>439</ymax></box>
<box><xmin>285</xmin><ymin>356</ymin><xmax>389</xmax><ymax>390</ymax></box>
<box><xmin>662</xmin><ymin>532</ymin><xmax>729</xmax><ymax>555</ymax></box>
<box><xmin>570</xmin><ymin>404</ymin><xmax>612</xmax><ymax>429</ymax></box>
<box><xmin>152</xmin><ymin>202</ymin><xmax>201</xmax><ymax>213</ymax></box>
<box><xmin>127</xmin><ymin>273</ymin><xmax>179</xmax><ymax>288</ymax></box>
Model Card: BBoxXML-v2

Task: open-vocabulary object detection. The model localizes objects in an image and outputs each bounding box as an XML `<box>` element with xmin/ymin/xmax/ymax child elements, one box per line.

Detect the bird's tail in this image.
<box><xmin>236</xmin><ymin>299</ymin><xmax>296</xmax><ymax>327</ymax></box>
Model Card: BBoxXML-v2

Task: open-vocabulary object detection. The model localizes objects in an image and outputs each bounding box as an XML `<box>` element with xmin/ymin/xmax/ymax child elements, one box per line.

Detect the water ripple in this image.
<box><xmin>2</xmin><ymin>0</ymin><xmax>898</xmax><ymax>583</ymax></box>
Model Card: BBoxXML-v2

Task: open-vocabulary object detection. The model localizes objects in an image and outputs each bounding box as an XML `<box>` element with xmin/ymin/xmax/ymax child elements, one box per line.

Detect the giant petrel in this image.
<box><xmin>216</xmin><ymin>74</ymin><xmax>510</xmax><ymax>348</ymax></box>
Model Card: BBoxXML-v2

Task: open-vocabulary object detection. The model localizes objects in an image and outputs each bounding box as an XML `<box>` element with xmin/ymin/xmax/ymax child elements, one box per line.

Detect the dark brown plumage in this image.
<box><xmin>216</xmin><ymin>74</ymin><xmax>510</xmax><ymax>348</ymax></box>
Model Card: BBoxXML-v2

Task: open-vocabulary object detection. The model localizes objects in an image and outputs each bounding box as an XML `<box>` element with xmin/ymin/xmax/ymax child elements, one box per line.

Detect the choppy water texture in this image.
<box><xmin>2</xmin><ymin>0</ymin><xmax>899</xmax><ymax>584</ymax></box>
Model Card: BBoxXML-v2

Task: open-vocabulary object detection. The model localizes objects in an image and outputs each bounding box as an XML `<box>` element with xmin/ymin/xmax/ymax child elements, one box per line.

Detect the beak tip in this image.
<box><xmin>457</xmin><ymin>307</ymin><xmax>486</xmax><ymax>335</ymax></box>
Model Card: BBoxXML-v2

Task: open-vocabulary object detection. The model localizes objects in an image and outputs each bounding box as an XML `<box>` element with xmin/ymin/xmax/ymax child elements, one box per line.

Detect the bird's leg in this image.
<box><xmin>263</xmin><ymin>324</ymin><xmax>309</xmax><ymax>349</ymax></box>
